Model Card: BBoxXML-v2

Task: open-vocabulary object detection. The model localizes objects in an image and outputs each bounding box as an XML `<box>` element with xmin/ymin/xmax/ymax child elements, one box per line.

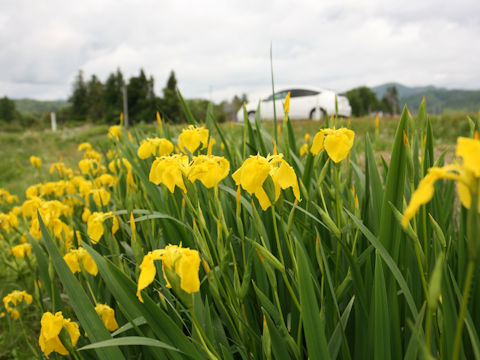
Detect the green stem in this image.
<box><xmin>425</xmin><ymin>306</ymin><xmax>433</xmax><ymax>354</ymax></box>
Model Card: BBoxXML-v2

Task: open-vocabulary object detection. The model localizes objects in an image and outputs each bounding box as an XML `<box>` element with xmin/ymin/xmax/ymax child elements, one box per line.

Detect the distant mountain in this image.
<box><xmin>13</xmin><ymin>98</ymin><xmax>69</xmax><ymax>115</ymax></box>
<box><xmin>371</xmin><ymin>82</ymin><xmax>440</xmax><ymax>99</ymax></box>
<box><xmin>370</xmin><ymin>82</ymin><xmax>480</xmax><ymax>114</ymax></box>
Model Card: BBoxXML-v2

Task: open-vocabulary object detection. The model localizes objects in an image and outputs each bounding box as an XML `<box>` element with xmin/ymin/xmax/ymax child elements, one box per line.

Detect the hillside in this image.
<box><xmin>13</xmin><ymin>98</ymin><xmax>69</xmax><ymax>115</ymax></box>
<box><xmin>371</xmin><ymin>82</ymin><xmax>480</xmax><ymax>113</ymax></box>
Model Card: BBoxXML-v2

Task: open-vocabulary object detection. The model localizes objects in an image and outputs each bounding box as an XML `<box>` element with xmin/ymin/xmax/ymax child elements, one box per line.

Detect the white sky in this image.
<box><xmin>1</xmin><ymin>0</ymin><xmax>479</xmax><ymax>102</ymax></box>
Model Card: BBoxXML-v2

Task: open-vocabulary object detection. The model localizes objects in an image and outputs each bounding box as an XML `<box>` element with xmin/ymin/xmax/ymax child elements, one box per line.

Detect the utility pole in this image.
<box><xmin>122</xmin><ymin>85</ymin><xmax>129</xmax><ymax>127</ymax></box>
<box><xmin>50</xmin><ymin>112</ymin><xmax>57</xmax><ymax>132</ymax></box>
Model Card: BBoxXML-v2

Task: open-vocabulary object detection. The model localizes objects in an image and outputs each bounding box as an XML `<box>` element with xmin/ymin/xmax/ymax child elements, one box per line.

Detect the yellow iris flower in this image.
<box><xmin>188</xmin><ymin>155</ymin><xmax>230</xmax><ymax>188</ymax></box>
<box><xmin>87</xmin><ymin>212</ymin><xmax>118</xmax><ymax>243</ymax></box>
<box><xmin>11</xmin><ymin>243</ymin><xmax>32</xmax><ymax>258</ymax></box>
<box><xmin>29</xmin><ymin>155</ymin><xmax>42</xmax><ymax>168</ymax></box>
<box><xmin>310</xmin><ymin>127</ymin><xmax>355</xmax><ymax>163</ymax></box>
<box><xmin>95</xmin><ymin>304</ymin><xmax>119</xmax><ymax>331</ymax></box>
<box><xmin>63</xmin><ymin>247</ymin><xmax>98</xmax><ymax>276</ymax></box>
<box><xmin>402</xmin><ymin>136</ymin><xmax>480</xmax><ymax>227</ymax></box>
<box><xmin>108</xmin><ymin>125</ymin><xmax>122</xmax><ymax>141</ymax></box>
<box><xmin>137</xmin><ymin>137</ymin><xmax>174</xmax><ymax>159</ymax></box>
<box><xmin>232</xmin><ymin>154</ymin><xmax>301</xmax><ymax>210</ymax></box>
<box><xmin>77</xmin><ymin>142</ymin><xmax>92</xmax><ymax>152</ymax></box>
<box><xmin>39</xmin><ymin>311</ymin><xmax>80</xmax><ymax>358</ymax></box>
<box><xmin>136</xmin><ymin>244</ymin><xmax>200</xmax><ymax>302</ymax></box>
<box><xmin>3</xmin><ymin>290</ymin><xmax>32</xmax><ymax>320</ymax></box>
<box><xmin>177</xmin><ymin>125</ymin><xmax>209</xmax><ymax>154</ymax></box>
<box><xmin>149</xmin><ymin>154</ymin><xmax>189</xmax><ymax>193</ymax></box>
<box><xmin>91</xmin><ymin>188</ymin><xmax>111</xmax><ymax>207</ymax></box>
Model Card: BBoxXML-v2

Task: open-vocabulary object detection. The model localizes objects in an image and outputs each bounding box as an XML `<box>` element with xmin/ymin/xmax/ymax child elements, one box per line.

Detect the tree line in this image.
<box><xmin>345</xmin><ymin>85</ymin><xmax>399</xmax><ymax>117</ymax></box>
<box><xmin>0</xmin><ymin>69</ymin><xmax>248</xmax><ymax>129</ymax></box>
<box><xmin>68</xmin><ymin>68</ymin><xmax>249</xmax><ymax>125</ymax></box>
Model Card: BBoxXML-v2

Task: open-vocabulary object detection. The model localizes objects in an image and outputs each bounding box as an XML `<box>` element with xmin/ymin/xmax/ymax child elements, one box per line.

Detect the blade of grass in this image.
<box><xmin>296</xmin><ymin>240</ymin><xmax>331</xmax><ymax>360</ymax></box>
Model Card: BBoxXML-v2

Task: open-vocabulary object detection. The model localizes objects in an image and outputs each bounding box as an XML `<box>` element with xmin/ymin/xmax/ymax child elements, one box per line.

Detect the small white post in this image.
<box><xmin>50</xmin><ymin>112</ymin><xmax>57</xmax><ymax>132</ymax></box>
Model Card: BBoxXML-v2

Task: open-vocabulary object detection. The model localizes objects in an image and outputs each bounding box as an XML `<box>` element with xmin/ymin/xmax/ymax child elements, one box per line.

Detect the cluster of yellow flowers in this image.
<box><xmin>0</xmin><ymin>188</ymin><xmax>19</xmax><ymax>204</ymax></box>
<box><xmin>2</xmin><ymin>290</ymin><xmax>32</xmax><ymax>320</ymax></box>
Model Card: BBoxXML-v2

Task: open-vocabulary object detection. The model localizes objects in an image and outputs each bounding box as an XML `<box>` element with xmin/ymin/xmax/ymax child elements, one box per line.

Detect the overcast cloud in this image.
<box><xmin>1</xmin><ymin>0</ymin><xmax>479</xmax><ymax>101</ymax></box>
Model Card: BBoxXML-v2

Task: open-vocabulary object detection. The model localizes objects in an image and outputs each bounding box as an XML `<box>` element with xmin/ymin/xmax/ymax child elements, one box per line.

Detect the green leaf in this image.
<box><xmin>365</xmin><ymin>133</ymin><xmax>383</xmax><ymax>233</ymax></box>
<box><xmin>328</xmin><ymin>296</ymin><xmax>355</xmax><ymax>360</ymax></box>
<box><xmin>27</xmin><ymin>233</ymin><xmax>65</xmax><ymax>313</ymax></box>
<box><xmin>112</xmin><ymin>317</ymin><xmax>147</xmax><ymax>337</ymax></box>
<box><xmin>346</xmin><ymin>210</ymin><xmax>419</xmax><ymax>318</ymax></box>
<box><xmin>373</xmin><ymin>255</ymin><xmax>391</xmax><ymax>360</ymax></box>
<box><xmin>37</xmin><ymin>212</ymin><xmax>125</xmax><ymax>360</ymax></box>
<box><xmin>404</xmin><ymin>304</ymin><xmax>427</xmax><ymax>360</ymax></box>
<box><xmin>254</xmin><ymin>102</ymin><xmax>268</xmax><ymax>155</ymax></box>
<box><xmin>78</xmin><ymin>336</ymin><xmax>182</xmax><ymax>353</ymax></box>
<box><xmin>296</xmin><ymin>240</ymin><xmax>331</xmax><ymax>360</ymax></box>
<box><xmin>263</xmin><ymin>312</ymin><xmax>294</xmax><ymax>360</ymax></box>
<box><xmin>177</xmin><ymin>89</ymin><xmax>197</xmax><ymax>125</ymax></box>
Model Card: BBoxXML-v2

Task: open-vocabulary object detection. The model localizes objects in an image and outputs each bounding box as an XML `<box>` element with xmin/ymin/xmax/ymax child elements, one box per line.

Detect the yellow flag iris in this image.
<box><xmin>136</xmin><ymin>244</ymin><xmax>200</xmax><ymax>302</ymax></box>
<box><xmin>87</xmin><ymin>212</ymin><xmax>118</xmax><ymax>243</ymax></box>
<box><xmin>188</xmin><ymin>155</ymin><xmax>230</xmax><ymax>188</ymax></box>
<box><xmin>232</xmin><ymin>154</ymin><xmax>301</xmax><ymax>210</ymax></box>
<box><xmin>95</xmin><ymin>304</ymin><xmax>119</xmax><ymax>331</ymax></box>
<box><xmin>137</xmin><ymin>137</ymin><xmax>174</xmax><ymax>159</ymax></box>
<box><xmin>3</xmin><ymin>290</ymin><xmax>32</xmax><ymax>320</ymax></box>
<box><xmin>63</xmin><ymin>247</ymin><xmax>98</xmax><ymax>276</ymax></box>
<box><xmin>30</xmin><ymin>155</ymin><xmax>42</xmax><ymax>168</ymax></box>
<box><xmin>108</xmin><ymin>125</ymin><xmax>122</xmax><ymax>141</ymax></box>
<box><xmin>178</xmin><ymin>125</ymin><xmax>209</xmax><ymax>154</ymax></box>
<box><xmin>39</xmin><ymin>311</ymin><xmax>80</xmax><ymax>358</ymax></box>
<box><xmin>149</xmin><ymin>155</ymin><xmax>189</xmax><ymax>193</ymax></box>
<box><xmin>402</xmin><ymin>136</ymin><xmax>480</xmax><ymax>227</ymax></box>
<box><xmin>11</xmin><ymin>243</ymin><xmax>32</xmax><ymax>258</ymax></box>
<box><xmin>311</xmin><ymin>127</ymin><xmax>355</xmax><ymax>163</ymax></box>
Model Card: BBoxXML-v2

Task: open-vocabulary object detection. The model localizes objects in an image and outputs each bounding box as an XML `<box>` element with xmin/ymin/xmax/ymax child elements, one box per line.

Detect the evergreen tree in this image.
<box><xmin>69</xmin><ymin>70</ymin><xmax>88</xmax><ymax>121</ymax></box>
<box><xmin>161</xmin><ymin>70</ymin><xmax>182</xmax><ymax>123</ymax></box>
<box><xmin>104</xmin><ymin>69</ymin><xmax>125</xmax><ymax>124</ymax></box>
<box><xmin>127</xmin><ymin>69</ymin><xmax>156</xmax><ymax>124</ymax></box>
<box><xmin>0</xmin><ymin>96</ymin><xmax>17</xmax><ymax>123</ymax></box>
<box><xmin>86</xmin><ymin>74</ymin><xmax>104</xmax><ymax>122</ymax></box>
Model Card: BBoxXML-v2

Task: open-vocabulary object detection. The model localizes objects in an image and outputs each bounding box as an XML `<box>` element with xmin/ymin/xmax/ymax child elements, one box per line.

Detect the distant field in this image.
<box><xmin>0</xmin><ymin>112</ymin><xmax>473</xmax><ymax>200</ymax></box>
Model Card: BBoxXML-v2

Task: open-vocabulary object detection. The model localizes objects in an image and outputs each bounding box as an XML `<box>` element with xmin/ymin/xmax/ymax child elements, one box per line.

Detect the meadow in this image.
<box><xmin>0</xmin><ymin>100</ymin><xmax>479</xmax><ymax>360</ymax></box>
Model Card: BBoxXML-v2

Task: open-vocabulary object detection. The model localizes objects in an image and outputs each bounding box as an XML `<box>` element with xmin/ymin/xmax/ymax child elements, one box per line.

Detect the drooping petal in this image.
<box><xmin>402</xmin><ymin>167</ymin><xmax>448</xmax><ymax>227</ymax></box>
<box><xmin>310</xmin><ymin>130</ymin><xmax>325</xmax><ymax>155</ymax></box>
<box><xmin>175</xmin><ymin>249</ymin><xmax>201</xmax><ymax>293</ymax></box>
<box><xmin>456</xmin><ymin>137</ymin><xmax>480</xmax><ymax>177</ymax></box>
<box><xmin>137</xmin><ymin>141</ymin><xmax>153</xmax><ymax>159</ymax></box>
<box><xmin>63</xmin><ymin>252</ymin><xmax>81</xmax><ymax>274</ymax></box>
<box><xmin>136</xmin><ymin>252</ymin><xmax>162</xmax><ymax>302</ymax></box>
<box><xmin>95</xmin><ymin>304</ymin><xmax>119</xmax><ymax>331</ymax></box>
